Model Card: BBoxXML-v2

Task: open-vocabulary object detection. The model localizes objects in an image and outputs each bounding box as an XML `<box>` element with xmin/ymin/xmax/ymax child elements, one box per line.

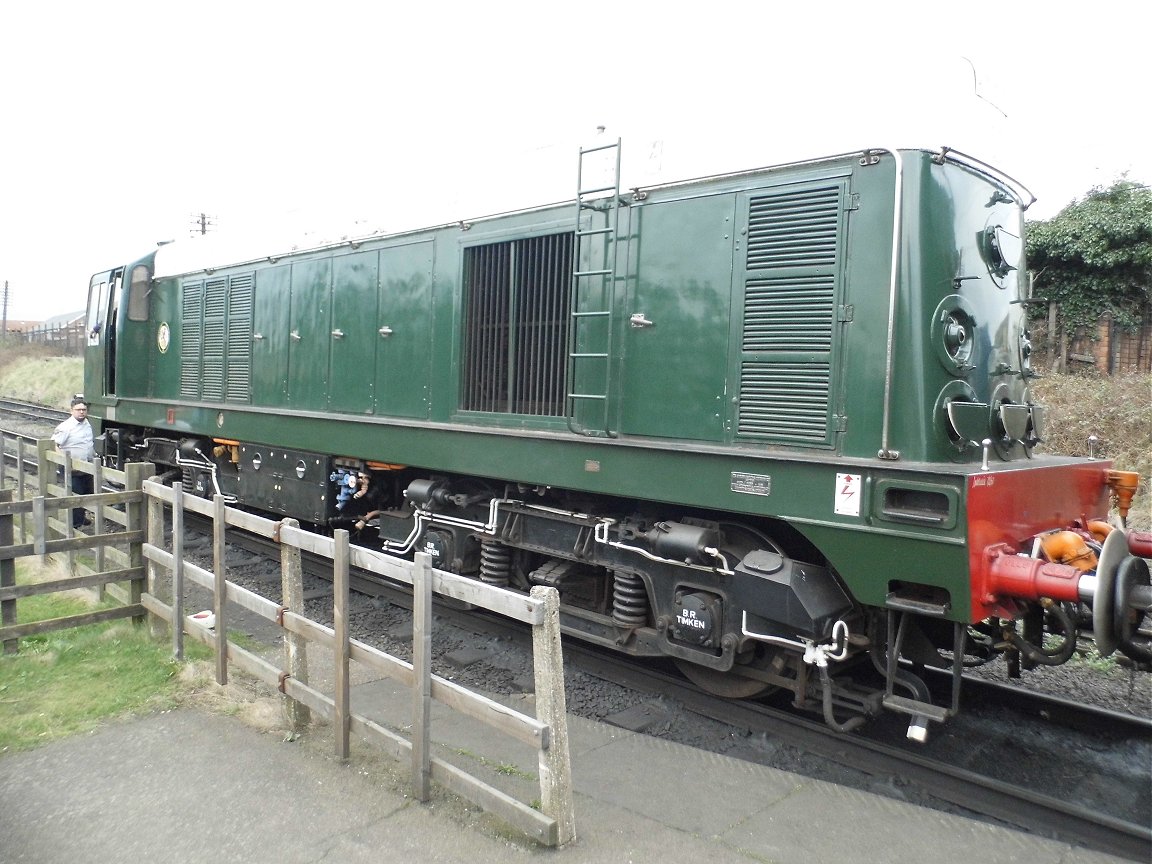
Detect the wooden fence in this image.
<box><xmin>1038</xmin><ymin>305</ymin><xmax>1152</xmax><ymax>373</ymax></box>
<box><xmin>0</xmin><ymin>446</ymin><xmax>576</xmax><ymax>847</ymax></box>
<box><xmin>0</xmin><ymin>445</ymin><xmax>150</xmax><ymax>653</ymax></box>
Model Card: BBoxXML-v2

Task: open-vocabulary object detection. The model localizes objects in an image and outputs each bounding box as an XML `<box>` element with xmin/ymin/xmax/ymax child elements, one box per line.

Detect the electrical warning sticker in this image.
<box><xmin>834</xmin><ymin>473</ymin><xmax>861</xmax><ymax>516</ymax></box>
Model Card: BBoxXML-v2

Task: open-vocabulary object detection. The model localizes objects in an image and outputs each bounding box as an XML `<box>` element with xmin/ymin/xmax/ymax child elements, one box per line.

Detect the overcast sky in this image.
<box><xmin>2</xmin><ymin>0</ymin><xmax>1147</xmax><ymax>322</ymax></box>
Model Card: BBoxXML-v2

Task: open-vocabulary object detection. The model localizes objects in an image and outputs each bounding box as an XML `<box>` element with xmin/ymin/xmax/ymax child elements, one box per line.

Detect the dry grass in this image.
<box><xmin>1030</xmin><ymin>372</ymin><xmax>1152</xmax><ymax>530</ymax></box>
<box><xmin>0</xmin><ymin>343</ymin><xmax>83</xmax><ymax>408</ymax></box>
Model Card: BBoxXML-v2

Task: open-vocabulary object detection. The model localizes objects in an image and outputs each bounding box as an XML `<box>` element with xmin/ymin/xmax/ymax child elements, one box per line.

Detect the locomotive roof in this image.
<box><xmin>152</xmin><ymin>146</ymin><xmax>1028</xmax><ymax>280</ymax></box>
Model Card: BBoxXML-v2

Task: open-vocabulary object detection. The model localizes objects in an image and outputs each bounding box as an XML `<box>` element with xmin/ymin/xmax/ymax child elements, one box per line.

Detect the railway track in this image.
<box><xmin>0</xmin><ymin>398</ymin><xmax>68</xmax><ymax>427</ymax></box>
<box><xmin>178</xmin><ymin>511</ymin><xmax>1151</xmax><ymax>863</ymax></box>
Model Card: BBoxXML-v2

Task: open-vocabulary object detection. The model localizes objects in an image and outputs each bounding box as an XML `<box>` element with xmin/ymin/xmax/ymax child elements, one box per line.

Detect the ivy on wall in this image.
<box><xmin>1026</xmin><ymin>180</ymin><xmax>1152</xmax><ymax>331</ymax></box>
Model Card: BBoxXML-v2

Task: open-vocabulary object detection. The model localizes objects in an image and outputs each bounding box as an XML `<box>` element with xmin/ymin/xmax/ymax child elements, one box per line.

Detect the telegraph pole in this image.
<box><xmin>192</xmin><ymin>213</ymin><xmax>216</xmax><ymax>236</ymax></box>
<box><xmin>2</xmin><ymin>280</ymin><xmax>8</xmax><ymax>340</ymax></box>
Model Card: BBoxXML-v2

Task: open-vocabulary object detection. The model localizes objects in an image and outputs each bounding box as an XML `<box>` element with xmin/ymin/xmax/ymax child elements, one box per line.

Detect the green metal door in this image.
<box><xmin>375</xmin><ymin>240</ymin><xmax>434</xmax><ymax>418</ymax></box>
<box><xmin>252</xmin><ymin>265</ymin><xmax>291</xmax><ymax>408</ymax></box>
<box><xmin>619</xmin><ymin>195</ymin><xmax>736</xmax><ymax>441</ymax></box>
<box><xmin>288</xmin><ymin>258</ymin><xmax>331</xmax><ymax>410</ymax></box>
<box><xmin>328</xmin><ymin>250</ymin><xmax>380</xmax><ymax>414</ymax></box>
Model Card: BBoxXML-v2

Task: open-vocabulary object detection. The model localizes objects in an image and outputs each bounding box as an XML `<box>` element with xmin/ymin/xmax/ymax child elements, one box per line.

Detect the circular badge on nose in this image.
<box><xmin>157</xmin><ymin>322</ymin><xmax>171</xmax><ymax>353</ymax></box>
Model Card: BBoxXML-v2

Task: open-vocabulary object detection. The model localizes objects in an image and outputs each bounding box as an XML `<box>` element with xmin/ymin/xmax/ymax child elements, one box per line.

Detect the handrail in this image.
<box><xmin>932</xmin><ymin>146</ymin><xmax>1037</xmax><ymax>211</ymax></box>
<box><xmin>871</xmin><ymin>147</ymin><xmax>905</xmax><ymax>461</ymax></box>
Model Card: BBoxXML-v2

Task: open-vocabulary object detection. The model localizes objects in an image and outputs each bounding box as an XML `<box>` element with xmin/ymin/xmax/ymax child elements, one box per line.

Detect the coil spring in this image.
<box><xmin>181</xmin><ymin>467</ymin><xmax>197</xmax><ymax>493</ymax></box>
<box><xmin>612</xmin><ymin>570</ymin><xmax>650</xmax><ymax>627</ymax></box>
<box><xmin>479</xmin><ymin>541</ymin><xmax>511</xmax><ymax>587</ymax></box>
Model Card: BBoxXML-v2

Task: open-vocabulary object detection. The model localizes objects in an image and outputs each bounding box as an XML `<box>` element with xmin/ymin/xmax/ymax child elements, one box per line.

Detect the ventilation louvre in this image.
<box><xmin>738</xmin><ymin>184</ymin><xmax>843</xmax><ymax>445</ymax></box>
<box><xmin>179</xmin><ymin>272</ymin><xmax>255</xmax><ymax>403</ymax></box>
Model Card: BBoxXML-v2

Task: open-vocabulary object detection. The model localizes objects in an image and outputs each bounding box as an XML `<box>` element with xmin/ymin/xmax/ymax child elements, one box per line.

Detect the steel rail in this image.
<box><xmin>0</xmin><ymin>398</ymin><xmax>68</xmax><ymax>425</ymax></box>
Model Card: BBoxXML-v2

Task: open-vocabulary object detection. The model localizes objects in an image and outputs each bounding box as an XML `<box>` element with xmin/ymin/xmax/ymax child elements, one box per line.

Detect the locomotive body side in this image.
<box><xmin>82</xmin><ymin>145</ymin><xmax>1148</xmax><ymax>734</ymax></box>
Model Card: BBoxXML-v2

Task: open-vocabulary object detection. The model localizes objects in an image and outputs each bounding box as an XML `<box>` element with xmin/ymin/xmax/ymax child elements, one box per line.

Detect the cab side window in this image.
<box><xmin>127</xmin><ymin>264</ymin><xmax>151</xmax><ymax>321</ymax></box>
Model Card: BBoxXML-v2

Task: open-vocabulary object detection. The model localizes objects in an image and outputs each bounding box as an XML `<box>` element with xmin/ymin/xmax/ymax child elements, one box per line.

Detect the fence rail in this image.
<box><xmin>0</xmin><ymin>452</ymin><xmax>576</xmax><ymax>847</ymax></box>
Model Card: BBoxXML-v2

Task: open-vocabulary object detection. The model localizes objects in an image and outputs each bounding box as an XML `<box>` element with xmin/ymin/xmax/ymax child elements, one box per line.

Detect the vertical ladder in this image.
<box><xmin>567</xmin><ymin>137</ymin><xmax>623</xmax><ymax>437</ymax></box>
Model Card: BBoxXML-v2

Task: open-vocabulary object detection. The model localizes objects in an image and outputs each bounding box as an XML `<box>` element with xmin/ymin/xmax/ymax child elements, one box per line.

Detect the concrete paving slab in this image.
<box><xmin>0</xmin><ymin>704</ymin><xmax>1133</xmax><ymax>864</ymax></box>
<box><xmin>572</xmin><ymin>730</ymin><xmax>802</xmax><ymax>837</ymax></box>
<box><xmin>724</xmin><ymin>778</ymin><xmax>1126</xmax><ymax>864</ymax></box>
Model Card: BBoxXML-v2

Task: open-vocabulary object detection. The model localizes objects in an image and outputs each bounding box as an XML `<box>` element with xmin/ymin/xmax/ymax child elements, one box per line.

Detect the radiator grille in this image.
<box><xmin>738</xmin><ymin>183</ymin><xmax>843</xmax><ymax>445</ymax></box>
<box><xmin>461</xmin><ymin>233</ymin><xmax>572</xmax><ymax>416</ymax></box>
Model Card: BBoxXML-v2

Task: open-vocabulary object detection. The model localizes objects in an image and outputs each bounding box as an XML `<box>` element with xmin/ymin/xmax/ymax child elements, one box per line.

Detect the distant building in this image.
<box><xmin>3</xmin><ymin>311</ymin><xmax>86</xmax><ymax>353</ymax></box>
<box><xmin>1</xmin><ymin>319</ymin><xmax>43</xmax><ymax>335</ymax></box>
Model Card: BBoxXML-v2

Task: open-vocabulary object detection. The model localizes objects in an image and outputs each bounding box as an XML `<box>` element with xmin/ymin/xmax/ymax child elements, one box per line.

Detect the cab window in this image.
<box><xmin>87</xmin><ymin>279</ymin><xmax>108</xmax><ymax>345</ymax></box>
<box><xmin>127</xmin><ymin>264</ymin><xmax>152</xmax><ymax>321</ymax></box>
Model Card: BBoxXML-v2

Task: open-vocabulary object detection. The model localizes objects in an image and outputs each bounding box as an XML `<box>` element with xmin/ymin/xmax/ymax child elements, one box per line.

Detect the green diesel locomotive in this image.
<box><xmin>84</xmin><ymin>143</ymin><xmax>1149</xmax><ymax>738</ymax></box>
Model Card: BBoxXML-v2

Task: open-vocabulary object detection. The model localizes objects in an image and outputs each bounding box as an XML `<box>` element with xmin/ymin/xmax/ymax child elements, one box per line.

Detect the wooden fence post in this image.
<box><xmin>36</xmin><ymin>439</ymin><xmax>53</xmax><ymax>565</ymax></box>
<box><xmin>61</xmin><ymin>453</ymin><xmax>76</xmax><ymax>573</ymax></box>
<box><xmin>279</xmin><ymin>518</ymin><xmax>310</xmax><ymax>732</ymax></box>
<box><xmin>146</xmin><ymin>477</ymin><xmax>166</xmax><ymax>640</ymax></box>
<box><xmin>212</xmin><ymin>495</ymin><xmax>228</xmax><ymax>685</ymax></box>
<box><xmin>93</xmin><ymin>460</ymin><xmax>106</xmax><ymax>601</ymax></box>
<box><xmin>333</xmin><ymin>529</ymin><xmax>351</xmax><ymax>761</ymax></box>
<box><xmin>16</xmin><ymin>437</ymin><xmax>28</xmax><ymax>543</ymax></box>
<box><xmin>123</xmin><ymin>463</ymin><xmax>153</xmax><ymax>625</ymax></box>
<box><xmin>531</xmin><ymin>584</ymin><xmax>576</xmax><ymax>847</ymax></box>
<box><xmin>171</xmin><ymin>482</ymin><xmax>185</xmax><ymax>660</ymax></box>
<box><xmin>1</xmin><ymin>490</ymin><xmax>15</xmax><ymax>655</ymax></box>
<box><xmin>412</xmin><ymin>551</ymin><xmax>433</xmax><ymax>801</ymax></box>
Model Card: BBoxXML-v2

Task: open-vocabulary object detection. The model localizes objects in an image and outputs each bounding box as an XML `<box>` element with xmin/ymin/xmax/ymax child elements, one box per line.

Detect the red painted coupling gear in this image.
<box><xmin>986</xmin><ymin>544</ymin><xmax>1082</xmax><ymax>602</ymax></box>
<box><xmin>1128</xmin><ymin>531</ymin><xmax>1152</xmax><ymax>559</ymax></box>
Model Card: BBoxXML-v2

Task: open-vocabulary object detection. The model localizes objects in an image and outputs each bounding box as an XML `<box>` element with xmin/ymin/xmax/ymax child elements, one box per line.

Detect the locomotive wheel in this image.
<box><xmin>1116</xmin><ymin>555</ymin><xmax>1152</xmax><ymax>664</ymax></box>
<box><xmin>675</xmin><ymin>658</ymin><xmax>778</xmax><ymax>699</ymax></box>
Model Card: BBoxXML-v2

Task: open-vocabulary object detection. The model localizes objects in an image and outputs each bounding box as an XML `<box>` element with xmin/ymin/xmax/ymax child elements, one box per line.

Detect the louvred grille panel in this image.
<box><xmin>737</xmin><ymin>183</ymin><xmax>843</xmax><ymax>446</ymax></box>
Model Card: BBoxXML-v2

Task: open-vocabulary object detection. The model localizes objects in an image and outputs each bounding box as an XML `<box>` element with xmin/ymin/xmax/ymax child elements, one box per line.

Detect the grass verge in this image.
<box><xmin>0</xmin><ymin>559</ymin><xmax>208</xmax><ymax>755</ymax></box>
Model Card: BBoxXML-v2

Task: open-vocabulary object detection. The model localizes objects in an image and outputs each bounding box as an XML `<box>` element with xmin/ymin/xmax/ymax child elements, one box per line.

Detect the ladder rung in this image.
<box><xmin>577</xmin><ymin>227</ymin><xmax>614</xmax><ymax>237</ymax></box>
<box><xmin>579</xmin><ymin>185</ymin><xmax>616</xmax><ymax>196</ymax></box>
<box><xmin>570</xmin><ymin>352</ymin><xmax>608</xmax><ymax>359</ymax></box>
<box><xmin>574</xmin><ymin>269</ymin><xmax>612</xmax><ymax>277</ymax></box>
<box><xmin>569</xmin><ymin>393</ymin><xmax>608</xmax><ymax>401</ymax></box>
<box><xmin>571</xmin><ymin>310</ymin><xmax>610</xmax><ymax>318</ymax></box>
<box><xmin>581</xmin><ymin>142</ymin><xmax>619</xmax><ymax>155</ymax></box>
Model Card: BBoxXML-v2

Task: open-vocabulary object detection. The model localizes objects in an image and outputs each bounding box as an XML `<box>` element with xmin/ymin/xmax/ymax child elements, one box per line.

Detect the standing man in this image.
<box><xmin>52</xmin><ymin>397</ymin><xmax>95</xmax><ymax>528</ymax></box>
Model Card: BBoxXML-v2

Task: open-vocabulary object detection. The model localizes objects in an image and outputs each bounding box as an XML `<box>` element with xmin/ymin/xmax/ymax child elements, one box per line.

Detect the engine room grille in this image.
<box><xmin>737</xmin><ymin>183</ymin><xmax>844</xmax><ymax>445</ymax></box>
<box><xmin>461</xmin><ymin>232</ymin><xmax>573</xmax><ymax>416</ymax></box>
<box><xmin>179</xmin><ymin>272</ymin><xmax>254</xmax><ymax>403</ymax></box>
